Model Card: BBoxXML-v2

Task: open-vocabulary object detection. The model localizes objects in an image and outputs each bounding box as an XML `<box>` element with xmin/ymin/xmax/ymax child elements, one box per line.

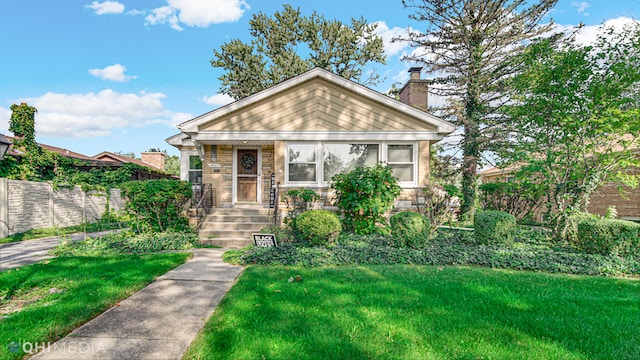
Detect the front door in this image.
<box><xmin>236</xmin><ymin>149</ymin><xmax>259</xmax><ymax>202</ymax></box>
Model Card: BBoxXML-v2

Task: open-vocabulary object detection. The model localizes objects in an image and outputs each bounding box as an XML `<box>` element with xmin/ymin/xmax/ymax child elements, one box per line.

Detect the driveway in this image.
<box><xmin>0</xmin><ymin>231</ymin><xmax>116</xmax><ymax>271</ymax></box>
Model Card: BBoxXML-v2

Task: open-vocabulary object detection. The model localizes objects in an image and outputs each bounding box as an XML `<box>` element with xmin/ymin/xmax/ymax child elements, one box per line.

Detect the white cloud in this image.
<box><xmin>88</xmin><ymin>64</ymin><xmax>137</xmax><ymax>82</ymax></box>
<box><xmin>1</xmin><ymin>90</ymin><xmax>191</xmax><ymax>138</ymax></box>
<box><xmin>146</xmin><ymin>0</ymin><xmax>249</xmax><ymax>30</ymax></box>
<box><xmin>126</xmin><ymin>9</ymin><xmax>145</xmax><ymax>16</ymax></box>
<box><xmin>86</xmin><ymin>1</ymin><xmax>125</xmax><ymax>15</ymax></box>
<box><xmin>554</xmin><ymin>17</ymin><xmax>638</xmax><ymax>46</ymax></box>
<box><xmin>372</xmin><ymin>21</ymin><xmax>411</xmax><ymax>57</ymax></box>
<box><xmin>145</xmin><ymin>6</ymin><xmax>183</xmax><ymax>31</ymax></box>
<box><xmin>571</xmin><ymin>1</ymin><xmax>590</xmax><ymax>15</ymax></box>
<box><xmin>202</xmin><ymin>93</ymin><xmax>234</xmax><ymax>107</ymax></box>
<box><xmin>0</xmin><ymin>107</ymin><xmax>10</xmax><ymax>133</ymax></box>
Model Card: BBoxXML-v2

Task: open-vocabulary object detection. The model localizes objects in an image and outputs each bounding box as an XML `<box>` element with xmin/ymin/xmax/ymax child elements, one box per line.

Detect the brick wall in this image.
<box><xmin>0</xmin><ymin>179</ymin><xmax>126</xmax><ymax>237</ymax></box>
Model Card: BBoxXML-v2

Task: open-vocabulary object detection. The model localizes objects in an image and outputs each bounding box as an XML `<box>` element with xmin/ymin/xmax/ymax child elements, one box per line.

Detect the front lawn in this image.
<box><xmin>184</xmin><ymin>265</ymin><xmax>640</xmax><ymax>360</ymax></box>
<box><xmin>0</xmin><ymin>252</ymin><xmax>191</xmax><ymax>360</ymax></box>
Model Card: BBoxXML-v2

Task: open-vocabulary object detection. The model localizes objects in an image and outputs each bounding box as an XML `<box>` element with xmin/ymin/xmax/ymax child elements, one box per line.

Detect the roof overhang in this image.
<box><xmin>188</xmin><ymin>130</ymin><xmax>447</xmax><ymax>144</ymax></box>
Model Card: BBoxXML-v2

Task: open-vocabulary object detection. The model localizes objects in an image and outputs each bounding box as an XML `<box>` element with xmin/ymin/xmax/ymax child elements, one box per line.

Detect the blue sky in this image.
<box><xmin>0</xmin><ymin>0</ymin><xmax>637</xmax><ymax>157</ymax></box>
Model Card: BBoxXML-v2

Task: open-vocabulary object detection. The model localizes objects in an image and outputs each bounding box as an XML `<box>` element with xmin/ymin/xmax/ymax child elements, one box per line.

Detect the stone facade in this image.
<box><xmin>0</xmin><ymin>179</ymin><xmax>125</xmax><ymax>237</ymax></box>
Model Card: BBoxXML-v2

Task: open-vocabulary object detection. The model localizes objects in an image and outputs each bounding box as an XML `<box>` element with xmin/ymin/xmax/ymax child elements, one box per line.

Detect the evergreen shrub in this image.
<box><xmin>474</xmin><ymin>210</ymin><xmax>517</xmax><ymax>245</ymax></box>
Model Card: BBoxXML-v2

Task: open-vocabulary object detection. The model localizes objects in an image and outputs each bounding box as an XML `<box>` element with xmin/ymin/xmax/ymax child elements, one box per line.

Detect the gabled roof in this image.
<box><xmin>178</xmin><ymin>67</ymin><xmax>456</xmax><ymax>136</ymax></box>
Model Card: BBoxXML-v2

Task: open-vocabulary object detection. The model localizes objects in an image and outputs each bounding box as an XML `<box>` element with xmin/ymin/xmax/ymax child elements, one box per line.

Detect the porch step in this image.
<box><xmin>198</xmin><ymin>208</ymin><xmax>274</xmax><ymax>248</ymax></box>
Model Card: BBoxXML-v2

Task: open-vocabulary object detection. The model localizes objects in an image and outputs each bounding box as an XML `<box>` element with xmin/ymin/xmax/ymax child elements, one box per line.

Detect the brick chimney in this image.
<box><xmin>141</xmin><ymin>150</ymin><xmax>166</xmax><ymax>171</ymax></box>
<box><xmin>399</xmin><ymin>67</ymin><xmax>429</xmax><ymax>111</ymax></box>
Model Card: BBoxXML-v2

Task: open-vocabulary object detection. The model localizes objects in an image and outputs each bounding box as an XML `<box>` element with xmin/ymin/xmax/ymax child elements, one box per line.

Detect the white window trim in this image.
<box><xmin>180</xmin><ymin>149</ymin><xmax>200</xmax><ymax>182</ymax></box>
<box><xmin>284</xmin><ymin>141</ymin><xmax>418</xmax><ymax>188</ymax></box>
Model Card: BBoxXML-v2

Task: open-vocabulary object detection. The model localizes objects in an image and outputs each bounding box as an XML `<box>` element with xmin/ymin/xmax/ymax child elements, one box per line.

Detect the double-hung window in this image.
<box><xmin>288</xmin><ymin>143</ymin><xmax>317</xmax><ymax>182</ymax></box>
<box><xmin>387</xmin><ymin>144</ymin><xmax>415</xmax><ymax>182</ymax></box>
<box><xmin>188</xmin><ymin>155</ymin><xmax>203</xmax><ymax>184</ymax></box>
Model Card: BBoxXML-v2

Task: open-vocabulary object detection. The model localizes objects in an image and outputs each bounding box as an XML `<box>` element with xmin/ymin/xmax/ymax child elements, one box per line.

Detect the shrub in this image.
<box><xmin>331</xmin><ymin>164</ymin><xmax>401</xmax><ymax>235</ymax></box>
<box><xmin>282</xmin><ymin>188</ymin><xmax>319</xmax><ymax>219</ymax></box>
<box><xmin>259</xmin><ymin>225</ymin><xmax>294</xmax><ymax>243</ymax></box>
<box><xmin>50</xmin><ymin>230</ymin><xmax>198</xmax><ymax>256</ymax></box>
<box><xmin>575</xmin><ymin>217</ymin><xmax>640</xmax><ymax>256</ymax></box>
<box><xmin>479</xmin><ymin>181</ymin><xmax>546</xmax><ymax>221</ymax></box>
<box><xmin>412</xmin><ymin>184</ymin><xmax>456</xmax><ymax>236</ymax></box>
<box><xmin>120</xmin><ymin>179</ymin><xmax>192</xmax><ymax>233</ymax></box>
<box><xmin>390</xmin><ymin>211</ymin><xmax>430</xmax><ymax>248</ymax></box>
<box><xmin>294</xmin><ymin>210</ymin><xmax>342</xmax><ymax>245</ymax></box>
<box><xmin>474</xmin><ymin>210</ymin><xmax>517</xmax><ymax>245</ymax></box>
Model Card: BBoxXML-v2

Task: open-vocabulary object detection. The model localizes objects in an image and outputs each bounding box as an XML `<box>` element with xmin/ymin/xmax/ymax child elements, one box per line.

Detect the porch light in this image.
<box><xmin>0</xmin><ymin>134</ymin><xmax>10</xmax><ymax>160</ymax></box>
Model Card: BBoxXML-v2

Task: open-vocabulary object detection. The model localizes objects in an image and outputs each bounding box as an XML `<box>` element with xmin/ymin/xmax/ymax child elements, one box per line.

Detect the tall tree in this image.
<box><xmin>212</xmin><ymin>4</ymin><xmax>386</xmax><ymax>99</ymax></box>
<box><xmin>9</xmin><ymin>102</ymin><xmax>37</xmax><ymax>147</ymax></box>
<box><xmin>397</xmin><ymin>0</ymin><xmax>557</xmax><ymax>218</ymax></box>
<box><xmin>503</xmin><ymin>24</ymin><xmax>640</xmax><ymax>238</ymax></box>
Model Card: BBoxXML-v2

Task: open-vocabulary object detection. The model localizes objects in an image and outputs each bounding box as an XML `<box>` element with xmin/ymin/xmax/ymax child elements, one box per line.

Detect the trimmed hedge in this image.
<box><xmin>390</xmin><ymin>211</ymin><xmax>430</xmax><ymax>248</ymax></box>
<box><xmin>294</xmin><ymin>210</ymin><xmax>342</xmax><ymax>245</ymax></box>
<box><xmin>575</xmin><ymin>217</ymin><xmax>640</xmax><ymax>256</ymax></box>
<box><xmin>474</xmin><ymin>210</ymin><xmax>517</xmax><ymax>246</ymax></box>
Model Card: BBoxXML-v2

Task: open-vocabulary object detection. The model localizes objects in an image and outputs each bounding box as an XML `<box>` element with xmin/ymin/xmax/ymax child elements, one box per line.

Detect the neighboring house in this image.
<box><xmin>5</xmin><ymin>136</ymin><xmax>172</xmax><ymax>180</ymax></box>
<box><xmin>479</xmin><ymin>153</ymin><xmax>640</xmax><ymax>222</ymax></box>
<box><xmin>167</xmin><ymin>67</ymin><xmax>455</xmax><ymax>208</ymax></box>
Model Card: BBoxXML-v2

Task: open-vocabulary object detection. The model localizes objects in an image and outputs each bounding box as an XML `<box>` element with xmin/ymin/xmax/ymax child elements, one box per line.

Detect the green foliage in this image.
<box><xmin>120</xmin><ymin>179</ymin><xmax>192</xmax><ymax>233</ymax></box>
<box><xmin>399</xmin><ymin>1</ymin><xmax>557</xmax><ymax>219</ymax></box>
<box><xmin>212</xmin><ymin>4</ymin><xmax>385</xmax><ymax>99</ymax></box>
<box><xmin>474</xmin><ymin>210</ymin><xmax>517</xmax><ymax>246</ymax></box>
<box><xmin>50</xmin><ymin>230</ymin><xmax>198</xmax><ymax>256</ymax></box>
<box><xmin>282</xmin><ymin>188</ymin><xmax>319</xmax><ymax>219</ymax></box>
<box><xmin>293</xmin><ymin>210</ymin><xmax>341</xmax><ymax>245</ymax></box>
<box><xmin>228</xmin><ymin>228</ymin><xmax>640</xmax><ymax>277</ymax></box>
<box><xmin>479</xmin><ymin>181</ymin><xmax>546</xmax><ymax>221</ymax></box>
<box><xmin>503</xmin><ymin>24</ymin><xmax>640</xmax><ymax>237</ymax></box>
<box><xmin>331</xmin><ymin>163</ymin><xmax>401</xmax><ymax>235</ymax></box>
<box><xmin>259</xmin><ymin>225</ymin><xmax>294</xmax><ymax>243</ymax></box>
<box><xmin>413</xmin><ymin>184</ymin><xmax>456</xmax><ymax>236</ymax></box>
<box><xmin>164</xmin><ymin>154</ymin><xmax>180</xmax><ymax>176</ymax></box>
<box><xmin>390</xmin><ymin>211</ymin><xmax>430</xmax><ymax>248</ymax></box>
<box><xmin>0</xmin><ymin>215</ymin><xmax>128</xmax><ymax>244</ymax></box>
<box><xmin>9</xmin><ymin>103</ymin><xmax>37</xmax><ymax>145</ymax></box>
<box><xmin>574</xmin><ymin>217</ymin><xmax>640</xmax><ymax>256</ymax></box>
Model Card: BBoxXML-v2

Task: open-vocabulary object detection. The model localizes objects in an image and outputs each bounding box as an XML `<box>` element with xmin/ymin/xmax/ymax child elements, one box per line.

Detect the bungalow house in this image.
<box><xmin>167</xmin><ymin>67</ymin><xmax>455</xmax><ymax>246</ymax></box>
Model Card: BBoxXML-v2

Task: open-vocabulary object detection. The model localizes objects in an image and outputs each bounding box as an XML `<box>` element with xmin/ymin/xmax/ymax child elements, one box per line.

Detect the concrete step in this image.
<box><xmin>200</xmin><ymin>222</ymin><xmax>272</xmax><ymax>231</ymax></box>
<box><xmin>204</xmin><ymin>214</ymin><xmax>272</xmax><ymax>223</ymax></box>
<box><xmin>207</xmin><ymin>208</ymin><xmax>272</xmax><ymax>216</ymax></box>
<box><xmin>200</xmin><ymin>229</ymin><xmax>264</xmax><ymax>239</ymax></box>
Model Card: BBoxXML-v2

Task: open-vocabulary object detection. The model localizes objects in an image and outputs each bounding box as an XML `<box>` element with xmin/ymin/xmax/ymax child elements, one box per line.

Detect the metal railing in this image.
<box><xmin>193</xmin><ymin>184</ymin><xmax>214</xmax><ymax>230</ymax></box>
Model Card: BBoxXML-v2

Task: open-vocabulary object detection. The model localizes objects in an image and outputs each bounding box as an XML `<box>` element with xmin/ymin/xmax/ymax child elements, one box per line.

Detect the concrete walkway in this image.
<box><xmin>31</xmin><ymin>248</ymin><xmax>243</xmax><ymax>360</ymax></box>
<box><xmin>0</xmin><ymin>231</ymin><xmax>119</xmax><ymax>271</ymax></box>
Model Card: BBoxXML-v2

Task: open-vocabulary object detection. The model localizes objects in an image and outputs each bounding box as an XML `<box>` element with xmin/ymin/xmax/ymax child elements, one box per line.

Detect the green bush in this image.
<box><xmin>50</xmin><ymin>230</ymin><xmax>198</xmax><ymax>256</ymax></box>
<box><xmin>282</xmin><ymin>188</ymin><xmax>319</xmax><ymax>219</ymax></box>
<box><xmin>474</xmin><ymin>210</ymin><xmax>517</xmax><ymax>245</ymax></box>
<box><xmin>331</xmin><ymin>164</ymin><xmax>401</xmax><ymax>235</ymax></box>
<box><xmin>575</xmin><ymin>217</ymin><xmax>640</xmax><ymax>256</ymax></box>
<box><xmin>120</xmin><ymin>179</ymin><xmax>192</xmax><ymax>233</ymax></box>
<box><xmin>294</xmin><ymin>210</ymin><xmax>342</xmax><ymax>245</ymax></box>
<box><xmin>390</xmin><ymin>211</ymin><xmax>430</xmax><ymax>248</ymax></box>
<box><xmin>259</xmin><ymin>225</ymin><xmax>294</xmax><ymax>243</ymax></box>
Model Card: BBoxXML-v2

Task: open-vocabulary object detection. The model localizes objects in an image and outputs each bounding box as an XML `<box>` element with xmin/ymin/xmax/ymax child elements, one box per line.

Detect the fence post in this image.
<box><xmin>0</xmin><ymin>178</ymin><xmax>8</xmax><ymax>238</ymax></box>
<box><xmin>48</xmin><ymin>182</ymin><xmax>54</xmax><ymax>228</ymax></box>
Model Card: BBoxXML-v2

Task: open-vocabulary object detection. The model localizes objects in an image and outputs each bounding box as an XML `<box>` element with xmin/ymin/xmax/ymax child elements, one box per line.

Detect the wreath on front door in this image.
<box><xmin>241</xmin><ymin>153</ymin><xmax>255</xmax><ymax>170</ymax></box>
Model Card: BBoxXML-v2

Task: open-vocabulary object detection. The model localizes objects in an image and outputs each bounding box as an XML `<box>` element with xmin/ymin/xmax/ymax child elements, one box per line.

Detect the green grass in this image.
<box><xmin>184</xmin><ymin>265</ymin><xmax>640</xmax><ymax>360</ymax></box>
<box><xmin>0</xmin><ymin>252</ymin><xmax>191</xmax><ymax>360</ymax></box>
<box><xmin>0</xmin><ymin>221</ymin><xmax>127</xmax><ymax>244</ymax></box>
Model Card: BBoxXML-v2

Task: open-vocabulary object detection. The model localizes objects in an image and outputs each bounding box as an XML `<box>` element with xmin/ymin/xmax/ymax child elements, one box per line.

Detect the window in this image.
<box><xmin>387</xmin><ymin>144</ymin><xmax>414</xmax><ymax>182</ymax></box>
<box><xmin>285</xmin><ymin>142</ymin><xmax>417</xmax><ymax>185</ymax></box>
<box><xmin>188</xmin><ymin>155</ymin><xmax>202</xmax><ymax>184</ymax></box>
<box><xmin>288</xmin><ymin>143</ymin><xmax>316</xmax><ymax>182</ymax></box>
<box><xmin>323</xmin><ymin>144</ymin><xmax>379</xmax><ymax>182</ymax></box>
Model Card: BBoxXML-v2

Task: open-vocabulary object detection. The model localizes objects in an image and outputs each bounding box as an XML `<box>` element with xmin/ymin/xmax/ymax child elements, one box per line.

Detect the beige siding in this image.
<box><xmin>199</xmin><ymin>78</ymin><xmax>437</xmax><ymax>133</ymax></box>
